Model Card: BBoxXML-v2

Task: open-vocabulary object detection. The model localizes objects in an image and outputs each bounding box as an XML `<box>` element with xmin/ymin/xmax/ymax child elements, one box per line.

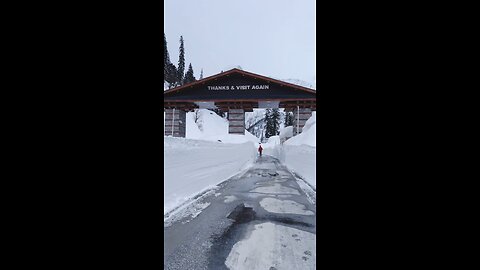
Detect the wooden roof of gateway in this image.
<box><xmin>164</xmin><ymin>68</ymin><xmax>316</xmax><ymax>96</ymax></box>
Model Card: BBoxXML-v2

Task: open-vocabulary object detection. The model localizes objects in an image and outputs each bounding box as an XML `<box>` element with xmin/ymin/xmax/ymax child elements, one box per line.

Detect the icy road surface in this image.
<box><xmin>164</xmin><ymin>155</ymin><xmax>316</xmax><ymax>270</ymax></box>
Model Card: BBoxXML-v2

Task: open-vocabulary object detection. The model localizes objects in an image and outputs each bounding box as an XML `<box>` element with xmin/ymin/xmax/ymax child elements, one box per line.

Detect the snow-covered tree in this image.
<box><xmin>193</xmin><ymin>109</ymin><xmax>200</xmax><ymax>123</ymax></box>
<box><xmin>200</xmin><ymin>69</ymin><xmax>203</xmax><ymax>79</ymax></box>
<box><xmin>245</xmin><ymin>110</ymin><xmax>266</xmax><ymax>140</ymax></box>
<box><xmin>265</xmin><ymin>108</ymin><xmax>280</xmax><ymax>138</ymax></box>
<box><xmin>284</xmin><ymin>112</ymin><xmax>294</xmax><ymax>126</ymax></box>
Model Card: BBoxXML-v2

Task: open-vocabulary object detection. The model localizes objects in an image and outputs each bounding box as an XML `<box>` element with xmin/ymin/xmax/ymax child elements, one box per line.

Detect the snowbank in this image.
<box><xmin>264</xmin><ymin>144</ymin><xmax>316</xmax><ymax>188</ymax></box>
<box><xmin>282</xmin><ymin>145</ymin><xmax>316</xmax><ymax>188</ymax></box>
<box><xmin>285</xmin><ymin>113</ymin><xmax>316</xmax><ymax>147</ymax></box>
<box><xmin>262</xmin><ymin>135</ymin><xmax>280</xmax><ymax>149</ymax></box>
<box><xmin>164</xmin><ymin>109</ymin><xmax>261</xmax><ymax>214</ymax></box>
<box><xmin>165</xmin><ymin>109</ymin><xmax>260</xmax><ymax>145</ymax></box>
<box><xmin>264</xmin><ymin>113</ymin><xmax>316</xmax><ymax>188</ymax></box>
<box><xmin>164</xmin><ymin>137</ymin><xmax>256</xmax><ymax>214</ymax></box>
<box><xmin>280</xmin><ymin>126</ymin><xmax>293</xmax><ymax>139</ymax></box>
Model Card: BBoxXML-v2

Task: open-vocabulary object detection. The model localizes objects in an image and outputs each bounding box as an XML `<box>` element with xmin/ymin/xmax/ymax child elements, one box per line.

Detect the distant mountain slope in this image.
<box><xmin>279</xmin><ymin>78</ymin><xmax>315</xmax><ymax>90</ymax></box>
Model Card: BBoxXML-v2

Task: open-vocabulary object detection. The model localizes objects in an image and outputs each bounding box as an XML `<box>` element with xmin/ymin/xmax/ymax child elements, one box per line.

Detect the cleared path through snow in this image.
<box><xmin>164</xmin><ymin>155</ymin><xmax>316</xmax><ymax>270</ymax></box>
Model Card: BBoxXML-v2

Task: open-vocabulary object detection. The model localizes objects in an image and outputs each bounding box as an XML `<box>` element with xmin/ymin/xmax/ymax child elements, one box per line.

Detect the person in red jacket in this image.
<box><xmin>258</xmin><ymin>143</ymin><xmax>263</xmax><ymax>157</ymax></box>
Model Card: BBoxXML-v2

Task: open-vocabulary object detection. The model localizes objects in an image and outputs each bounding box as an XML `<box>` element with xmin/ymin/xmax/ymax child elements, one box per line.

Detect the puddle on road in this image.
<box><xmin>261</xmin><ymin>216</ymin><xmax>314</xmax><ymax>228</ymax></box>
<box><xmin>208</xmin><ymin>204</ymin><xmax>257</xmax><ymax>269</ymax></box>
<box><xmin>208</xmin><ymin>202</ymin><xmax>315</xmax><ymax>270</ymax></box>
<box><xmin>227</xmin><ymin>203</ymin><xmax>256</xmax><ymax>223</ymax></box>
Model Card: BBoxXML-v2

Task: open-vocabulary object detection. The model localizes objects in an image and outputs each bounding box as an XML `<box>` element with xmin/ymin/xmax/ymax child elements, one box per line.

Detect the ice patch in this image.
<box><xmin>295</xmin><ymin>178</ymin><xmax>316</xmax><ymax>205</ymax></box>
<box><xmin>273</xmin><ymin>179</ymin><xmax>288</xmax><ymax>183</ymax></box>
<box><xmin>190</xmin><ymin>202</ymin><xmax>211</xmax><ymax>218</ymax></box>
<box><xmin>246</xmin><ymin>193</ymin><xmax>270</xmax><ymax>199</ymax></box>
<box><xmin>225</xmin><ymin>222</ymin><xmax>316</xmax><ymax>270</ymax></box>
<box><xmin>250</xmin><ymin>183</ymin><xmax>300</xmax><ymax>195</ymax></box>
<box><xmin>255</xmin><ymin>162</ymin><xmax>277</xmax><ymax>170</ymax></box>
<box><xmin>276</xmin><ymin>195</ymin><xmax>292</xmax><ymax>199</ymax></box>
<box><xmin>224</xmin><ymin>195</ymin><xmax>238</xmax><ymax>203</ymax></box>
<box><xmin>164</xmin><ymin>200</ymin><xmax>211</xmax><ymax>227</ymax></box>
<box><xmin>259</xmin><ymin>198</ymin><xmax>314</xmax><ymax>215</ymax></box>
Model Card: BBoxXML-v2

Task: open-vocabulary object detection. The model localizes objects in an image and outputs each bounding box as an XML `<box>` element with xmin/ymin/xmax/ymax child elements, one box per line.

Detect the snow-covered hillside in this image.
<box><xmin>281</xmin><ymin>78</ymin><xmax>316</xmax><ymax>90</ymax></box>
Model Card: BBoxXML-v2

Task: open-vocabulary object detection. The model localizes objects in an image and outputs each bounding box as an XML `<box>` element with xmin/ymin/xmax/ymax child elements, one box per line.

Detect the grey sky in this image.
<box><xmin>164</xmin><ymin>0</ymin><xmax>316</xmax><ymax>87</ymax></box>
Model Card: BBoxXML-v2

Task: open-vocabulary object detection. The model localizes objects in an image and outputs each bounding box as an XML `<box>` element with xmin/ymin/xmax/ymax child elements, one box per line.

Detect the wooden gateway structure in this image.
<box><xmin>164</xmin><ymin>68</ymin><xmax>316</xmax><ymax>137</ymax></box>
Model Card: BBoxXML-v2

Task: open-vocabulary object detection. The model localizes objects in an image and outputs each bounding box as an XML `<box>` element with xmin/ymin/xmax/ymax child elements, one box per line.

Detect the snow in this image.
<box><xmin>164</xmin><ymin>109</ymin><xmax>316</xmax><ymax>215</ymax></box>
<box><xmin>285</xmin><ymin>113</ymin><xmax>316</xmax><ymax>147</ymax></box>
<box><xmin>259</xmin><ymin>197</ymin><xmax>314</xmax><ymax>215</ymax></box>
<box><xmin>281</xmin><ymin>78</ymin><xmax>316</xmax><ymax>89</ymax></box>
<box><xmin>164</xmin><ymin>109</ymin><xmax>262</xmax><ymax>214</ymax></box>
<box><xmin>266</xmin><ymin>144</ymin><xmax>316</xmax><ymax>188</ymax></box>
<box><xmin>225</xmin><ymin>222</ymin><xmax>316</xmax><ymax>270</ymax></box>
<box><xmin>185</xmin><ymin>109</ymin><xmax>260</xmax><ymax>144</ymax></box>
<box><xmin>262</xmin><ymin>135</ymin><xmax>280</xmax><ymax>149</ymax></box>
<box><xmin>270</xmin><ymin>77</ymin><xmax>315</xmax><ymax>90</ymax></box>
<box><xmin>164</xmin><ymin>188</ymin><xmax>217</xmax><ymax>227</ymax></box>
<box><xmin>279</xmin><ymin>126</ymin><xmax>293</xmax><ymax>140</ymax></box>
<box><xmin>264</xmin><ymin>113</ymin><xmax>316</xmax><ymax>188</ymax></box>
<box><xmin>164</xmin><ymin>137</ymin><xmax>256</xmax><ymax>214</ymax></box>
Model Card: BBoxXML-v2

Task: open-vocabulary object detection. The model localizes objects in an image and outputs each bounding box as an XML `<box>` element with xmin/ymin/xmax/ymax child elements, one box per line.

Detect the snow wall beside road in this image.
<box><xmin>265</xmin><ymin>144</ymin><xmax>316</xmax><ymax>189</ymax></box>
<box><xmin>164</xmin><ymin>137</ymin><xmax>256</xmax><ymax>214</ymax></box>
<box><xmin>264</xmin><ymin>113</ymin><xmax>316</xmax><ymax>188</ymax></box>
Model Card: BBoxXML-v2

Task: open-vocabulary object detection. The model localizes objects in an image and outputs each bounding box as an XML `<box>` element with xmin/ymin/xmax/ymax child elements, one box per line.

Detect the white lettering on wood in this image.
<box><xmin>207</xmin><ymin>85</ymin><xmax>269</xmax><ymax>90</ymax></box>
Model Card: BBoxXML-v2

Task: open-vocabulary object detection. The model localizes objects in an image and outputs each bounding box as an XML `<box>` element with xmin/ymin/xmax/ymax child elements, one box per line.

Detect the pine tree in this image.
<box><xmin>183</xmin><ymin>63</ymin><xmax>196</xmax><ymax>84</ymax></box>
<box><xmin>177</xmin><ymin>36</ymin><xmax>185</xmax><ymax>86</ymax></box>
<box><xmin>264</xmin><ymin>108</ymin><xmax>281</xmax><ymax>138</ymax></box>
<box><xmin>284</xmin><ymin>112</ymin><xmax>294</xmax><ymax>126</ymax></box>
<box><xmin>271</xmin><ymin>108</ymin><xmax>280</xmax><ymax>135</ymax></box>
<box><xmin>164</xmin><ymin>33</ymin><xmax>171</xmax><ymax>81</ymax></box>
<box><xmin>200</xmin><ymin>69</ymin><xmax>203</xmax><ymax>79</ymax></box>
<box><xmin>165</xmin><ymin>63</ymin><xmax>177</xmax><ymax>89</ymax></box>
<box><xmin>265</xmin><ymin>109</ymin><xmax>272</xmax><ymax>138</ymax></box>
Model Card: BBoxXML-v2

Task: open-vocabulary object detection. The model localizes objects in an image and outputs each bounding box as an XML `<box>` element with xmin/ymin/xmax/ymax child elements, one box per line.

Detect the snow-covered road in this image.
<box><xmin>164</xmin><ymin>155</ymin><xmax>316</xmax><ymax>270</ymax></box>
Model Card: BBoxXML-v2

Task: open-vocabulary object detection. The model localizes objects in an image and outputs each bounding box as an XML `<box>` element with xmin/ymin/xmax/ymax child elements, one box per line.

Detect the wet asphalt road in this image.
<box><xmin>164</xmin><ymin>155</ymin><xmax>316</xmax><ymax>270</ymax></box>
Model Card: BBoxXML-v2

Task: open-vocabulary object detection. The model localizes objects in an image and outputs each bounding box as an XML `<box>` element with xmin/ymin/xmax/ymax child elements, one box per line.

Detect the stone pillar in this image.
<box><xmin>293</xmin><ymin>107</ymin><xmax>312</xmax><ymax>136</ymax></box>
<box><xmin>164</xmin><ymin>109</ymin><xmax>186</xmax><ymax>137</ymax></box>
<box><xmin>228</xmin><ymin>109</ymin><xmax>245</xmax><ymax>135</ymax></box>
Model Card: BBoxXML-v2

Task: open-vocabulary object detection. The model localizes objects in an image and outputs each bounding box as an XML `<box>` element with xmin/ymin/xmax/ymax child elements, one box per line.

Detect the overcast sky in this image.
<box><xmin>164</xmin><ymin>0</ymin><xmax>315</xmax><ymax>87</ymax></box>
